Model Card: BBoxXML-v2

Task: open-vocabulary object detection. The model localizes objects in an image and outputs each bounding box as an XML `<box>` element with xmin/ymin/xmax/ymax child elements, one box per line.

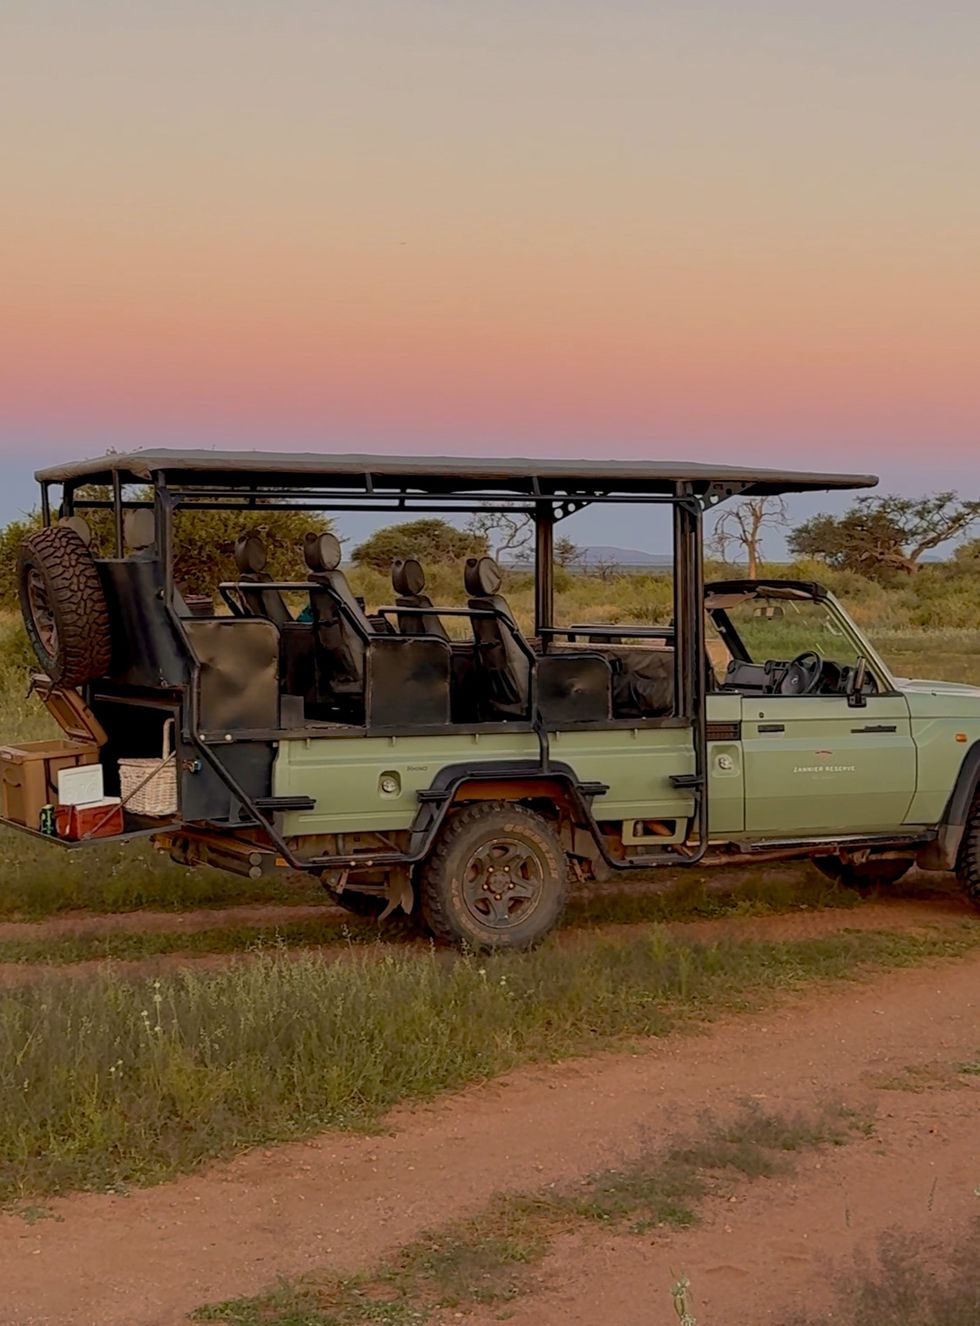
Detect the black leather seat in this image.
<box><xmin>304</xmin><ymin>531</ymin><xmax>375</xmax><ymax>696</ymax></box>
<box><xmin>233</xmin><ymin>533</ymin><xmax>292</xmax><ymax>627</ymax></box>
<box><xmin>391</xmin><ymin>559</ymin><xmax>449</xmax><ymax>639</ymax></box>
<box><xmin>464</xmin><ymin>556</ymin><xmax>530</xmax><ymax>718</ymax></box>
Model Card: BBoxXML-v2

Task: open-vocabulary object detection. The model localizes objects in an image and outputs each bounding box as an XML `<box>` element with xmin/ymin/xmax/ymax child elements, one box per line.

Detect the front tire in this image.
<box><xmin>419</xmin><ymin>801</ymin><xmax>569</xmax><ymax>950</ymax></box>
<box><xmin>955</xmin><ymin>797</ymin><xmax>980</xmax><ymax>908</ymax></box>
<box><xmin>814</xmin><ymin>855</ymin><xmax>914</xmax><ymax>890</ymax></box>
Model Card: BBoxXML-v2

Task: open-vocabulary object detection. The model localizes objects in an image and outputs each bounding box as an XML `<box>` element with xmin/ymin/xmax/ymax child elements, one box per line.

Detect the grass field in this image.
<box><xmin>1</xmin><ymin>924</ymin><xmax>976</xmax><ymax>1201</ymax></box>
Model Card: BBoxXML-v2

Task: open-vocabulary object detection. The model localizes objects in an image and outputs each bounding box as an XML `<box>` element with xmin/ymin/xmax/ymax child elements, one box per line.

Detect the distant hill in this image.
<box><xmin>573</xmin><ymin>545</ymin><xmax>672</xmax><ymax>569</ymax></box>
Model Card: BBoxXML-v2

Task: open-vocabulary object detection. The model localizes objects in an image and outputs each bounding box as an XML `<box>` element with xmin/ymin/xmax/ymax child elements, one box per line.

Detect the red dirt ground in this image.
<box><xmin>1</xmin><ymin>947</ymin><xmax>977</xmax><ymax>1326</ymax></box>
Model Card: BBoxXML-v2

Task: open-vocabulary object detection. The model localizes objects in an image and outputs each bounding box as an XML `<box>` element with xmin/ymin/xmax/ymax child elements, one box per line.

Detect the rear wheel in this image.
<box><xmin>955</xmin><ymin>798</ymin><xmax>980</xmax><ymax>908</ymax></box>
<box><xmin>814</xmin><ymin>855</ymin><xmax>914</xmax><ymax>890</ymax></box>
<box><xmin>419</xmin><ymin>801</ymin><xmax>569</xmax><ymax>950</ymax></box>
<box><xmin>17</xmin><ymin>526</ymin><xmax>112</xmax><ymax>686</ymax></box>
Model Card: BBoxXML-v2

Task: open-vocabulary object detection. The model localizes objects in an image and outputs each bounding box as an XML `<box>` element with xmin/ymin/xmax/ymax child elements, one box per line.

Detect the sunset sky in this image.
<box><xmin>2</xmin><ymin>1</ymin><xmax>978</xmax><ymax>549</ymax></box>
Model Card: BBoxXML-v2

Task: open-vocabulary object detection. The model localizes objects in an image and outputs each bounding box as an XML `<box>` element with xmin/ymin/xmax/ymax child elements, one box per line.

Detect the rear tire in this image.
<box><xmin>955</xmin><ymin>798</ymin><xmax>980</xmax><ymax>909</ymax></box>
<box><xmin>419</xmin><ymin>801</ymin><xmax>569</xmax><ymax>950</ymax></box>
<box><xmin>17</xmin><ymin>526</ymin><xmax>112</xmax><ymax>687</ymax></box>
<box><xmin>814</xmin><ymin>855</ymin><xmax>914</xmax><ymax>890</ymax></box>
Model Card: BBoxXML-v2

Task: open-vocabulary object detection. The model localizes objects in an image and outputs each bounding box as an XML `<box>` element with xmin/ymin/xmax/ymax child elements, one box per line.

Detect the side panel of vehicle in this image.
<box><xmin>273</xmin><ymin>726</ymin><xmax>697</xmax><ymax>839</ymax></box>
<box><xmin>705</xmin><ymin>692</ymin><xmax>745</xmax><ymax>836</ymax></box>
<box><xmin>904</xmin><ymin>690</ymin><xmax>980</xmax><ymax>825</ymax></box>
<box><xmin>739</xmin><ymin>693</ymin><xmax>917</xmax><ymax>835</ymax></box>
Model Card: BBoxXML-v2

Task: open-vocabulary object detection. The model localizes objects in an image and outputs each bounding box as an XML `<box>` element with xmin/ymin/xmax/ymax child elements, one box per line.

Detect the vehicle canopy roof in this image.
<box><xmin>35</xmin><ymin>450</ymin><xmax>877</xmax><ymax>500</ymax></box>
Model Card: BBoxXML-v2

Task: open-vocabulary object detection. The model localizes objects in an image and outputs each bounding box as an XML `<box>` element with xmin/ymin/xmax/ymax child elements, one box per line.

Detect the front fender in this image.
<box><xmin>918</xmin><ymin>740</ymin><xmax>980</xmax><ymax>871</ymax></box>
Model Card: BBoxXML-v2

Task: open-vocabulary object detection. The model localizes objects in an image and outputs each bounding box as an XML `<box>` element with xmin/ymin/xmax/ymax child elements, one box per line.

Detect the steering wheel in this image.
<box><xmin>778</xmin><ymin>650</ymin><xmax>824</xmax><ymax>696</ymax></box>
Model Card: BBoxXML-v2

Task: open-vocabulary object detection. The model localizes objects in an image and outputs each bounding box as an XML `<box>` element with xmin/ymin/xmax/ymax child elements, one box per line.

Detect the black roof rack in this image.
<box><xmin>35</xmin><ymin>449</ymin><xmax>877</xmax><ymax>498</ymax></box>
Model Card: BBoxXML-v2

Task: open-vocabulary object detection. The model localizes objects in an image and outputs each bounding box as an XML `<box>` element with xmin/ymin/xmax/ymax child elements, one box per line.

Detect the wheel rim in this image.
<box><xmin>461</xmin><ymin>836</ymin><xmax>546</xmax><ymax>929</ymax></box>
<box><xmin>26</xmin><ymin>568</ymin><xmax>58</xmax><ymax>658</ymax></box>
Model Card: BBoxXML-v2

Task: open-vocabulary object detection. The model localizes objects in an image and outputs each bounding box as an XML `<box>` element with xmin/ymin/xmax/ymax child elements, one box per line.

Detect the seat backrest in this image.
<box><xmin>233</xmin><ymin>534</ymin><xmax>292</xmax><ymax>627</ymax></box>
<box><xmin>304</xmin><ymin>531</ymin><xmax>373</xmax><ymax>691</ymax></box>
<box><xmin>391</xmin><ymin>558</ymin><xmax>449</xmax><ymax>640</ymax></box>
<box><xmin>464</xmin><ymin>556</ymin><xmax>530</xmax><ymax>717</ymax></box>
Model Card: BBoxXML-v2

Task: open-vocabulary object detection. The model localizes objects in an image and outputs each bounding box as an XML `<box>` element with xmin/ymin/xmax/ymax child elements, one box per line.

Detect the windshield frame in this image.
<box><xmin>705</xmin><ymin>581</ymin><xmax>898</xmax><ymax>694</ymax></box>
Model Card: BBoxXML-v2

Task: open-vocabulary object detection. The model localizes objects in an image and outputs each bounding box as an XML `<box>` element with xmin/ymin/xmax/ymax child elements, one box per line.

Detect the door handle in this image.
<box><xmin>851</xmin><ymin>724</ymin><xmax>897</xmax><ymax>733</ymax></box>
<box><xmin>757</xmin><ymin>723</ymin><xmax>785</xmax><ymax>733</ymax></box>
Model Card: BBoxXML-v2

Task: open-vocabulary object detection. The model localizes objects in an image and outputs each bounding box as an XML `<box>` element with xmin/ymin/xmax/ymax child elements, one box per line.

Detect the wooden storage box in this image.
<box><xmin>0</xmin><ymin>740</ymin><xmax>99</xmax><ymax>830</ymax></box>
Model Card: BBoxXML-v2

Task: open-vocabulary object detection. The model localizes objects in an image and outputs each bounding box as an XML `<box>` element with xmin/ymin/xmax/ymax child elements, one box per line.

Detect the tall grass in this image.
<box><xmin>0</xmin><ymin>925</ymin><xmax>975</xmax><ymax>1199</ymax></box>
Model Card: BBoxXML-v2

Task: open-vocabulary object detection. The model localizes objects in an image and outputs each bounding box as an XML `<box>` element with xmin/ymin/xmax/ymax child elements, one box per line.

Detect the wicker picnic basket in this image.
<box><xmin>118</xmin><ymin>719</ymin><xmax>177</xmax><ymax>817</ymax></box>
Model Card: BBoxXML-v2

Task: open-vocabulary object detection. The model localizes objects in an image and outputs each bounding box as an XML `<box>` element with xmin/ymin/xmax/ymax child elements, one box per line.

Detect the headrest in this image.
<box><xmin>234</xmin><ymin>533</ymin><xmax>268</xmax><ymax>575</ymax></box>
<box><xmin>304</xmin><ymin>530</ymin><xmax>342</xmax><ymax>573</ymax></box>
<box><xmin>58</xmin><ymin>515</ymin><xmax>93</xmax><ymax>547</ymax></box>
<box><xmin>122</xmin><ymin>508</ymin><xmax>155</xmax><ymax>553</ymax></box>
<box><xmin>464</xmin><ymin>556</ymin><xmax>503</xmax><ymax>597</ymax></box>
<box><xmin>391</xmin><ymin>557</ymin><xmax>426</xmax><ymax>596</ymax></box>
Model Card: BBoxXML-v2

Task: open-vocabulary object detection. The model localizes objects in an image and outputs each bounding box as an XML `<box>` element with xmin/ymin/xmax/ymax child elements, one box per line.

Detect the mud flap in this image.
<box><xmin>380</xmin><ymin>866</ymin><xmax>415</xmax><ymax>920</ymax></box>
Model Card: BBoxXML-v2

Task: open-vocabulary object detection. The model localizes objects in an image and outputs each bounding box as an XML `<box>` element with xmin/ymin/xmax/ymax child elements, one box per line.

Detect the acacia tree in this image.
<box><xmin>351</xmin><ymin>518</ymin><xmax>485</xmax><ymax>571</ymax></box>
<box><xmin>789</xmin><ymin>492</ymin><xmax>980</xmax><ymax>578</ymax></box>
<box><xmin>555</xmin><ymin>535</ymin><xmax>580</xmax><ymax>569</ymax></box>
<box><xmin>708</xmin><ymin>496</ymin><xmax>788</xmax><ymax>578</ymax></box>
<box><xmin>465</xmin><ymin>508</ymin><xmax>533</xmax><ymax>562</ymax></box>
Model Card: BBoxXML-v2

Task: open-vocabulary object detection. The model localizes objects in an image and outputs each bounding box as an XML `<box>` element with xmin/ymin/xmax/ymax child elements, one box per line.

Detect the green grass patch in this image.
<box><xmin>0</xmin><ymin>868</ymin><xmax>860</xmax><ymax>967</ymax></box>
<box><xmin>193</xmin><ymin>1101</ymin><xmax>868</xmax><ymax>1324</ymax></box>
<box><xmin>565</xmin><ymin>867</ymin><xmax>861</xmax><ymax>929</ymax></box>
<box><xmin>0</xmin><ymin>833</ymin><xmax>325</xmax><ymax>920</ymax></box>
<box><xmin>0</xmin><ymin>914</ymin><xmax>381</xmax><ymax>966</ymax></box>
<box><xmin>0</xmin><ymin>924</ymin><xmax>975</xmax><ymax>1201</ymax></box>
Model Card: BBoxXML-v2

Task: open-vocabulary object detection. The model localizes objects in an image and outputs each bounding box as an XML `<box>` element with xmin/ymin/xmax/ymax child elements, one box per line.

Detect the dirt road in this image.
<box><xmin>2</xmin><ymin>945</ymin><xmax>977</xmax><ymax>1326</ymax></box>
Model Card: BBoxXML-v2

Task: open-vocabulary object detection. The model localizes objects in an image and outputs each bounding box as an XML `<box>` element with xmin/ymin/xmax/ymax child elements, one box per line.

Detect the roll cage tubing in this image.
<box><xmin>55</xmin><ymin>472</ymin><xmax>715</xmax><ymax>873</ymax></box>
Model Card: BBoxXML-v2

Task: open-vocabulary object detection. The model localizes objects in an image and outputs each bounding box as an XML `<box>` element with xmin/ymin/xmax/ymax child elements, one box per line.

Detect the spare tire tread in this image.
<box><xmin>18</xmin><ymin>526</ymin><xmax>112</xmax><ymax>687</ymax></box>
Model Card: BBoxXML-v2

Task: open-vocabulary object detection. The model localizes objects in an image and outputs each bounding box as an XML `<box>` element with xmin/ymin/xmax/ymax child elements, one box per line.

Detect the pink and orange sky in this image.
<box><xmin>2</xmin><ymin>1</ymin><xmax>978</xmax><ymax>545</ymax></box>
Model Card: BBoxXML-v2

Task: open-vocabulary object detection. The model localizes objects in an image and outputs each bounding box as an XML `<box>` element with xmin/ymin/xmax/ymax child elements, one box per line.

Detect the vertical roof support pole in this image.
<box><xmin>112</xmin><ymin>470</ymin><xmax>124</xmax><ymax>557</ymax></box>
<box><xmin>534</xmin><ymin>501</ymin><xmax>555</xmax><ymax>639</ymax></box>
<box><xmin>155</xmin><ymin>475</ymin><xmax>174</xmax><ymax>612</ymax></box>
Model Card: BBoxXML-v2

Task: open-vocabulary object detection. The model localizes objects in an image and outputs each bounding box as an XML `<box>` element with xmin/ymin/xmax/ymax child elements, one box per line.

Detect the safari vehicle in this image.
<box><xmin>4</xmin><ymin>450</ymin><xmax>980</xmax><ymax>949</ymax></box>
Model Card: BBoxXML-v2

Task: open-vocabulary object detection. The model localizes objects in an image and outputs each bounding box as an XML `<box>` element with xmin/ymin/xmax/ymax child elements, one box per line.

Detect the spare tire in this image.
<box><xmin>17</xmin><ymin>526</ymin><xmax>112</xmax><ymax>686</ymax></box>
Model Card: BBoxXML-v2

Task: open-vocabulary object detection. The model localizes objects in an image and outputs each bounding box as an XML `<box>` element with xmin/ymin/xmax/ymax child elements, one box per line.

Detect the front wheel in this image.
<box><xmin>813</xmin><ymin>855</ymin><xmax>914</xmax><ymax>890</ymax></box>
<box><xmin>955</xmin><ymin>797</ymin><xmax>980</xmax><ymax>909</ymax></box>
<box><xmin>419</xmin><ymin>801</ymin><xmax>569</xmax><ymax>950</ymax></box>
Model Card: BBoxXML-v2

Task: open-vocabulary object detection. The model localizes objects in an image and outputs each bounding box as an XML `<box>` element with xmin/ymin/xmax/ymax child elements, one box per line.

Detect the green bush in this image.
<box><xmin>352</xmin><ymin>519</ymin><xmax>486</xmax><ymax>571</ymax></box>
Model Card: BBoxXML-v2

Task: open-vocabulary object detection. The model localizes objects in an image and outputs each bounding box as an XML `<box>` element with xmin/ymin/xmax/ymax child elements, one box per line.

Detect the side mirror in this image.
<box><xmin>847</xmin><ymin>657</ymin><xmax>868</xmax><ymax>708</ymax></box>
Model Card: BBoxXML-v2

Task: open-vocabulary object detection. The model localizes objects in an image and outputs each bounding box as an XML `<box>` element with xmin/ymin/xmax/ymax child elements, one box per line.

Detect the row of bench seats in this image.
<box><xmin>230</xmin><ymin>533</ymin><xmax>674</xmax><ymax>728</ymax></box>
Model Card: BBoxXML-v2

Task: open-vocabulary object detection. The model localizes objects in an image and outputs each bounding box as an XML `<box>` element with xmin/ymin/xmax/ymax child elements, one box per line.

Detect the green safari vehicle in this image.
<box><xmin>5</xmin><ymin>450</ymin><xmax>980</xmax><ymax>949</ymax></box>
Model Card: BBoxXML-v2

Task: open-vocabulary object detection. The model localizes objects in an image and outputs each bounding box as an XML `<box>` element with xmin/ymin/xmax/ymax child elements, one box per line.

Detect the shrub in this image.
<box><xmin>352</xmin><ymin>519</ymin><xmax>486</xmax><ymax>571</ymax></box>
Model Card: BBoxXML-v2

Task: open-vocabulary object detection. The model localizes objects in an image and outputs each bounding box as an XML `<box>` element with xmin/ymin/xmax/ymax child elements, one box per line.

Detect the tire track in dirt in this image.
<box><xmin>0</xmin><ymin>895</ymin><xmax>973</xmax><ymax>988</ymax></box>
<box><xmin>2</xmin><ymin>949</ymin><xmax>978</xmax><ymax>1326</ymax></box>
<box><xmin>464</xmin><ymin>1082</ymin><xmax>980</xmax><ymax>1326</ymax></box>
<box><xmin>0</xmin><ymin>901</ymin><xmax>335</xmax><ymax>943</ymax></box>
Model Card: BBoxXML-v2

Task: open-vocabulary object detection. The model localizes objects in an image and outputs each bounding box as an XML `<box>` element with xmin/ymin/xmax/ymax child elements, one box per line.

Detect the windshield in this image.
<box><xmin>723</xmin><ymin>594</ymin><xmax>862</xmax><ymax>667</ymax></box>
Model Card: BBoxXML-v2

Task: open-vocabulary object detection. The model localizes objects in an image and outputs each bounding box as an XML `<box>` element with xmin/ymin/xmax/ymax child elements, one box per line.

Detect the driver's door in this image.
<box><xmin>740</xmin><ymin>692</ymin><xmax>916</xmax><ymax>835</ymax></box>
<box><xmin>710</xmin><ymin>588</ymin><xmax>918</xmax><ymax>837</ymax></box>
